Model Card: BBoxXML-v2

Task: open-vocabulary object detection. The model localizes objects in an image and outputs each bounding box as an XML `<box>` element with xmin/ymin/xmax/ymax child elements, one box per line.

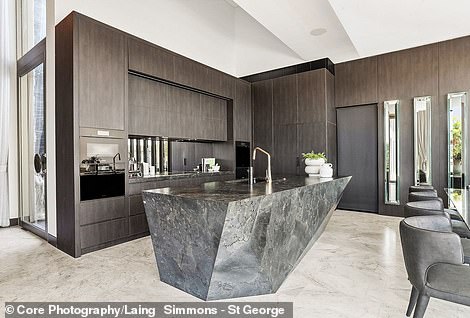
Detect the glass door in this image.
<box><xmin>17</xmin><ymin>44</ymin><xmax>47</xmax><ymax>237</ymax></box>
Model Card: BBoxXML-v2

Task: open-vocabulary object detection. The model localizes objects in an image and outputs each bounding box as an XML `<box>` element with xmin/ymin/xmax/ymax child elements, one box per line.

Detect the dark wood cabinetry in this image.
<box><xmin>128</xmin><ymin>74</ymin><xmax>228</xmax><ymax>141</ymax></box>
<box><xmin>80</xmin><ymin>218</ymin><xmax>129</xmax><ymax>251</ymax></box>
<box><xmin>252</xmin><ymin>69</ymin><xmax>333</xmax><ymax>177</ymax></box>
<box><xmin>56</xmin><ymin>12</ymin><xmax>250</xmax><ymax>257</ymax></box>
<box><xmin>252</xmin><ymin>80</ymin><xmax>273</xmax><ymax>177</ymax></box>
<box><xmin>234</xmin><ymin>80</ymin><xmax>252</xmax><ymax>142</ymax></box>
<box><xmin>128</xmin><ymin>38</ymin><xmax>175</xmax><ymax>81</ymax></box>
<box><xmin>335</xmin><ymin>57</ymin><xmax>378</xmax><ymax>107</ymax></box>
<box><xmin>79</xmin><ymin>196</ymin><xmax>126</xmax><ymax>226</ymax></box>
<box><xmin>174</xmin><ymin>56</ymin><xmax>210</xmax><ymax>92</ymax></box>
<box><xmin>273</xmin><ymin>74</ymin><xmax>298</xmax><ymax>175</ymax></box>
<box><xmin>78</xmin><ymin>16</ymin><xmax>126</xmax><ymax>130</ymax></box>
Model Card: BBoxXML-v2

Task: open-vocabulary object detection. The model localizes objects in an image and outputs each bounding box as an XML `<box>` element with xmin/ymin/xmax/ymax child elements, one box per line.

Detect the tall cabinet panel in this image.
<box><xmin>234</xmin><ymin>80</ymin><xmax>252</xmax><ymax>142</ymax></box>
<box><xmin>297</xmin><ymin>70</ymin><xmax>328</xmax><ymax>169</ymax></box>
<box><xmin>273</xmin><ymin>75</ymin><xmax>298</xmax><ymax>175</ymax></box>
<box><xmin>77</xmin><ymin>16</ymin><xmax>126</xmax><ymax>130</ymax></box>
<box><xmin>252</xmin><ymin>80</ymin><xmax>273</xmax><ymax>178</ymax></box>
<box><xmin>252</xmin><ymin>69</ymin><xmax>334</xmax><ymax>178</ymax></box>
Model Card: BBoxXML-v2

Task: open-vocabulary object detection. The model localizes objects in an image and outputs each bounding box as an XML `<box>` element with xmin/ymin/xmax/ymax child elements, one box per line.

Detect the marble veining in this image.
<box><xmin>143</xmin><ymin>176</ymin><xmax>351</xmax><ymax>300</ymax></box>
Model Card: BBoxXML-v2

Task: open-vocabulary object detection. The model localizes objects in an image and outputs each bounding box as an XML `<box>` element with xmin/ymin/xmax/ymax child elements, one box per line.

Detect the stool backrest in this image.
<box><xmin>400</xmin><ymin>216</ymin><xmax>462</xmax><ymax>290</ymax></box>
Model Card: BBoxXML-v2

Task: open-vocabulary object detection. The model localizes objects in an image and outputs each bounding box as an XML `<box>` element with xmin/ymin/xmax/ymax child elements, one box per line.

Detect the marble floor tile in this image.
<box><xmin>1</xmin><ymin>210</ymin><xmax>469</xmax><ymax>317</ymax></box>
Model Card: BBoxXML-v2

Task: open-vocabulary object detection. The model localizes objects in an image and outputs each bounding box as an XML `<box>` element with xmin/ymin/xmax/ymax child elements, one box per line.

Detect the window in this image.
<box><xmin>17</xmin><ymin>0</ymin><xmax>46</xmax><ymax>57</ymax></box>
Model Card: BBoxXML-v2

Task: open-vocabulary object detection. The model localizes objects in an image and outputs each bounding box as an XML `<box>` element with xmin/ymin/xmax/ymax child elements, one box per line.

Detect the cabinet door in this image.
<box><xmin>174</xmin><ymin>56</ymin><xmax>209</xmax><ymax>91</ymax></box>
<box><xmin>209</xmin><ymin>68</ymin><xmax>234</xmax><ymax>98</ymax></box>
<box><xmin>273</xmin><ymin>124</ymin><xmax>298</xmax><ymax>176</ymax></box>
<box><xmin>273</xmin><ymin>74</ymin><xmax>297</xmax><ymax>125</ymax></box>
<box><xmin>252</xmin><ymin>80</ymin><xmax>273</xmax><ymax>177</ymax></box>
<box><xmin>234</xmin><ymin>80</ymin><xmax>251</xmax><ymax>142</ymax></box>
<box><xmin>297</xmin><ymin>70</ymin><xmax>326</xmax><ymax>124</ymax></box>
<box><xmin>273</xmin><ymin>75</ymin><xmax>298</xmax><ymax>175</ymax></box>
<box><xmin>78</xmin><ymin>16</ymin><xmax>126</xmax><ymax>130</ymax></box>
<box><xmin>128</xmin><ymin>75</ymin><xmax>152</xmax><ymax>135</ymax></box>
<box><xmin>200</xmin><ymin>94</ymin><xmax>227</xmax><ymax>141</ymax></box>
<box><xmin>297</xmin><ymin>122</ymin><xmax>327</xmax><ymax>169</ymax></box>
<box><xmin>128</xmin><ymin>38</ymin><xmax>175</xmax><ymax>81</ymax></box>
<box><xmin>167</xmin><ymin>85</ymin><xmax>201</xmax><ymax>138</ymax></box>
<box><xmin>80</xmin><ymin>218</ymin><xmax>128</xmax><ymax>250</ymax></box>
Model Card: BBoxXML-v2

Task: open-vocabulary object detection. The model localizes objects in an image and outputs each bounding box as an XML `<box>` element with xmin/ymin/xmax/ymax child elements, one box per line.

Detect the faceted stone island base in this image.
<box><xmin>143</xmin><ymin>176</ymin><xmax>351</xmax><ymax>300</ymax></box>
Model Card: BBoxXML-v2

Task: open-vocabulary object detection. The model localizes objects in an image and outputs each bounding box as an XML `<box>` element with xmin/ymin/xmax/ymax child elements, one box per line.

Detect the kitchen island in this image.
<box><xmin>142</xmin><ymin>176</ymin><xmax>351</xmax><ymax>300</ymax></box>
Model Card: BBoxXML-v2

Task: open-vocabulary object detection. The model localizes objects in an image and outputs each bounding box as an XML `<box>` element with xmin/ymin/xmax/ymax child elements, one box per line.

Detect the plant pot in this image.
<box><xmin>304</xmin><ymin>158</ymin><xmax>325</xmax><ymax>176</ymax></box>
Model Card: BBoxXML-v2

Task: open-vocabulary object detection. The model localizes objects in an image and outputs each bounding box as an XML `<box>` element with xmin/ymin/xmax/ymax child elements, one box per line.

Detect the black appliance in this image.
<box><xmin>80</xmin><ymin>172</ymin><xmax>125</xmax><ymax>201</ymax></box>
<box><xmin>235</xmin><ymin>141</ymin><xmax>250</xmax><ymax>179</ymax></box>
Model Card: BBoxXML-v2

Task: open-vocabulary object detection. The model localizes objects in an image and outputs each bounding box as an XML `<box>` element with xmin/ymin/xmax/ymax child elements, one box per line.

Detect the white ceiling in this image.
<box><xmin>328</xmin><ymin>0</ymin><xmax>470</xmax><ymax>59</ymax></box>
<box><xmin>232</xmin><ymin>0</ymin><xmax>359</xmax><ymax>63</ymax></box>
<box><xmin>55</xmin><ymin>0</ymin><xmax>470</xmax><ymax>77</ymax></box>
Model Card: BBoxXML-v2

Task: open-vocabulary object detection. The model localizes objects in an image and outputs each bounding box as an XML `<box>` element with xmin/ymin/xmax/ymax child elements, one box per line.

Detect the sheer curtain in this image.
<box><xmin>0</xmin><ymin>0</ymin><xmax>13</xmax><ymax>227</ymax></box>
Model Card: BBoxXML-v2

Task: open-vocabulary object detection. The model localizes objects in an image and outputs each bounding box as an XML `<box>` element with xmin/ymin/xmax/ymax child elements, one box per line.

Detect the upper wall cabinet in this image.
<box><xmin>174</xmin><ymin>56</ymin><xmax>210</xmax><ymax>92</ymax></box>
<box><xmin>209</xmin><ymin>68</ymin><xmax>235</xmax><ymax>99</ymax></box>
<box><xmin>78</xmin><ymin>16</ymin><xmax>126</xmax><ymax>130</ymax></box>
<box><xmin>128</xmin><ymin>38</ymin><xmax>175</xmax><ymax>82</ymax></box>
<box><xmin>234</xmin><ymin>80</ymin><xmax>251</xmax><ymax>142</ymax></box>
<box><xmin>335</xmin><ymin>57</ymin><xmax>378</xmax><ymax>107</ymax></box>
<box><xmin>128</xmin><ymin>75</ymin><xmax>227</xmax><ymax>141</ymax></box>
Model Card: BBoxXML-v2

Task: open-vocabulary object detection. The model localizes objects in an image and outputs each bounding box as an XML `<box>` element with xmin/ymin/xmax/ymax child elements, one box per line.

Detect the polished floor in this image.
<box><xmin>1</xmin><ymin>210</ymin><xmax>469</xmax><ymax>317</ymax></box>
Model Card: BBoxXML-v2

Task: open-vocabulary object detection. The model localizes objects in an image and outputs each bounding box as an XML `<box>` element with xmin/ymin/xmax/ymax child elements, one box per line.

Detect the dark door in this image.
<box><xmin>337</xmin><ymin>105</ymin><xmax>378</xmax><ymax>212</ymax></box>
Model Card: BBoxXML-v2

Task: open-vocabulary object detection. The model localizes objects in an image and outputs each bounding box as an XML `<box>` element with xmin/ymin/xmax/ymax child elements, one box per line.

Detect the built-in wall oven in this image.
<box><xmin>79</xmin><ymin>128</ymin><xmax>126</xmax><ymax>201</ymax></box>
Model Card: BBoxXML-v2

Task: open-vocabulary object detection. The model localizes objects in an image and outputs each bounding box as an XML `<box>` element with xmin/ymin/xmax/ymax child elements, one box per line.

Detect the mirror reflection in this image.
<box><xmin>384</xmin><ymin>100</ymin><xmax>399</xmax><ymax>204</ymax></box>
<box><xmin>447</xmin><ymin>92</ymin><xmax>467</xmax><ymax>189</ymax></box>
<box><xmin>413</xmin><ymin>96</ymin><xmax>432</xmax><ymax>186</ymax></box>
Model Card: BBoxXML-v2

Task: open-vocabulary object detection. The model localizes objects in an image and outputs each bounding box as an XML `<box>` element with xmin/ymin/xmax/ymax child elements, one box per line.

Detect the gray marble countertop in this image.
<box><xmin>129</xmin><ymin>170</ymin><xmax>234</xmax><ymax>183</ymax></box>
<box><xmin>143</xmin><ymin>175</ymin><xmax>348</xmax><ymax>203</ymax></box>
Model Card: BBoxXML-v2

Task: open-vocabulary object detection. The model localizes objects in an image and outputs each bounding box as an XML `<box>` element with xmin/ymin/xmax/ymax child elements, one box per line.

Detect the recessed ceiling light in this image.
<box><xmin>310</xmin><ymin>28</ymin><xmax>327</xmax><ymax>36</ymax></box>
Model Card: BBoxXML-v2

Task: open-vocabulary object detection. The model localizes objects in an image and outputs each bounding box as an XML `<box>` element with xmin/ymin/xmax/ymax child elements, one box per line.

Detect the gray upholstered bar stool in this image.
<box><xmin>400</xmin><ymin>215</ymin><xmax>470</xmax><ymax>318</ymax></box>
<box><xmin>409</xmin><ymin>185</ymin><xmax>436</xmax><ymax>193</ymax></box>
<box><xmin>405</xmin><ymin>200</ymin><xmax>470</xmax><ymax>239</ymax></box>
<box><xmin>408</xmin><ymin>191</ymin><xmax>439</xmax><ymax>202</ymax></box>
<box><xmin>408</xmin><ymin>192</ymin><xmax>464</xmax><ymax>222</ymax></box>
<box><xmin>404</xmin><ymin>201</ymin><xmax>470</xmax><ymax>264</ymax></box>
<box><xmin>405</xmin><ymin>200</ymin><xmax>464</xmax><ymax>221</ymax></box>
